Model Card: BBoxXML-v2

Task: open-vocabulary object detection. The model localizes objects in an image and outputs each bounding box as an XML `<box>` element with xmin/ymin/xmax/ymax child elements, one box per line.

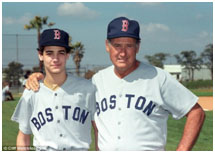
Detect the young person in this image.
<box><xmin>11</xmin><ymin>29</ymin><xmax>96</xmax><ymax>151</ymax></box>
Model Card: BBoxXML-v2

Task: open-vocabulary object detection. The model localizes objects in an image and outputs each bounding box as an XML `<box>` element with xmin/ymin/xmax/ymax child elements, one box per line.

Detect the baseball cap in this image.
<box><xmin>39</xmin><ymin>28</ymin><xmax>71</xmax><ymax>50</ymax></box>
<box><xmin>107</xmin><ymin>17</ymin><xmax>141</xmax><ymax>40</ymax></box>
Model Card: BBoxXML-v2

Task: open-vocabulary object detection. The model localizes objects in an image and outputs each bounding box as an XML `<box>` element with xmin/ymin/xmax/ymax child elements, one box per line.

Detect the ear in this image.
<box><xmin>136</xmin><ymin>43</ymin><xmax>140</xmax><ymax>54</ymax></box>
<box><xmin>38</xmin><ymin>51</ymin><xmax>43</xmax><ymax>61</ymax></box>
<box><xmin>105</xmin><ymin>40</ymin><xmax>110</xmax><ymax>53</ymax></box>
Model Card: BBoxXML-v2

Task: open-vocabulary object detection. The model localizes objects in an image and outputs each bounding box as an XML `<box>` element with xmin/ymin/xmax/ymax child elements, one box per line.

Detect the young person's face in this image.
<box><xmin>106</xmin><ymin>37</ymin><xmax>140</xmax><ymax>74</ymax></box>
<box><xmin>38</xmin><ymin>46</ymin><xmax>69</xmax><ymax>75</ymax></box>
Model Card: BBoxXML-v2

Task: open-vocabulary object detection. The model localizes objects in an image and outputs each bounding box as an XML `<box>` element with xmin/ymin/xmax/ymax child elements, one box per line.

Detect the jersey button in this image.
<box><xmin>63</xmin><ymin>148</ymin><xmax>66</xmax><ymax>151</ymax></box>
<box><xmin>55</xmin><ymin>93</ymin><xmax>57</xmax><ymax>96</ymax></box>
<box><xmin>118</xmin><ymin>107</ymin><xmax>121</xmax><ymax>111</ymax></box>
<box><xmin>118</xmin><ymin>136</ymin><xmax>121</xmax><ymax>139</ymax></box>
<box><xmin>60</xmin><ymin>134</ymin><xmax>63</xmax><ymax>137</ymax></box>
<box><xmin>57</xmin><ymin>120</ymin><xmax>60</xmax><ymax>123</ymax></box>
<box><xmin>55</xmin><ymin>106</ymin><xmax>58</xmax><ymax>109</ymax></box>
<box><xmin>118</xmin><ymin>122</ymin><xmax>121</xmax><ymax>125</ymax></box>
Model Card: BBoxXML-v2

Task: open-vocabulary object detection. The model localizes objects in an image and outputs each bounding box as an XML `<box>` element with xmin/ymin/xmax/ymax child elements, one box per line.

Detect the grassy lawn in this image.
<box><xmin>166</xmin><ymin>112</ymin><xmax>213</xmax><ymax>151</ymax></box>
<box><xmin>190</xmin><ymin>88</ymin><xmax>213</xmax><ymax>97</ymax></box>
<box><xmin>2</xmin><ymin>94</ymin><xmax>213</xmax><ymax>151</ymax></box>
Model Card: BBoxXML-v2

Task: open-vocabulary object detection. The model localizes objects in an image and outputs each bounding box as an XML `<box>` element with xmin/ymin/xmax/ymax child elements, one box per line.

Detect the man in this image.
<box><xmin>11</xmin><ymin>29</ymin><xmax>96</xmax><ymax>151</ymax></box>
<box><xmin>2</xmin><ymin>81</ymin><xmax>14</xmax><ymax>101</ymax></box>
<box><xmin>26</xmin><ymin>17</ymin><xmax>205</xmax><ymax>151</ymax></box>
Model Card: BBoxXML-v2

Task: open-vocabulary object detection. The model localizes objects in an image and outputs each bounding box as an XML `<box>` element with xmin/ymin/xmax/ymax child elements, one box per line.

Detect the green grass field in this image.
<box><xmin>2</xmin><ymin>94</ymin><xmax>213</xmax><ymax>151</ymax></box>
<box><xmin>191</xmin><ymin>88</ymin><xmax>213</xmax><ymax>97</ymax></box>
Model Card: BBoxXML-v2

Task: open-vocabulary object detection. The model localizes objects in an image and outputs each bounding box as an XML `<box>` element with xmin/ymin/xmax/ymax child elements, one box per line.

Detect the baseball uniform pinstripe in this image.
<box><xmin>11</xmin><ymin>74</ymin><xmax>96</xmax><ymax>151</ymax></box>
<box><xmin>92</xmin><ymin>62</ymin><xmax>198</xmax><ymax>150</ymax></box>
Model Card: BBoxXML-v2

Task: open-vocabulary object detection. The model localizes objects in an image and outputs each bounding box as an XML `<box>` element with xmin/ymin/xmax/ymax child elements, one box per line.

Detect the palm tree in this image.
<box><xmin>175</xmin><ymin>50</ymin><xmax>201</xmax><ymax>81</ymax></box>
<box><xmin>24</xmin><ymin>16</ymin><xmax>55</xmax><ymax>71</ymax></box>
<box><xmin>70</xmin><ymin>42</ymin><xmax>85</xmax><ymax>76</ymax></box>
<box><xmin>145</xmin><ymin>53</ymin><xmax>169</xmax><ymax>68</ymax></box>
<box><xmin>201</xmin><ymin>44</ymin><xmax>213</xmax><ymax>80</ymax></box>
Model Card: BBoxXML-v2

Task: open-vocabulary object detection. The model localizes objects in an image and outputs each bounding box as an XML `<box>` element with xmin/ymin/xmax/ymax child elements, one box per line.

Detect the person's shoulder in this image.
<box><xmin>139</xmin><ymin>61</ymin><xmax>171</xmax><ymax>82</ymax></box>
<box><xmin>22</xmin><ymin>82</ymin><xmax>46</xmax><ymax>97</ymax></box>
<box><xmin>22</xmin><ymin>88</ymin><xmax>35</xmax><ymax>96</ymax></box>
<box><xmin>92</xmin><ymin>65</ymin><xmax>113</xmax><ymax>79</ymax></box>
<box><xmin>19</xmin><ymin>88</ymin><xmax>36</xmax><ymax>103</ymax></box>
<box><xmin>140</xmin><ymin>61</ymin><xmax>155</xmax><ymax>69</ymax></box>
<box><xmin>141</xmin><ymin>61</ymin><xmax>168</xmax><ymax>73</ymax></box>
<box><xmin>67</xmin><ymin>73</ymin><xmax>95</xmax><ymax>89</ymax></box>
<box><xmin>67</xmin><ymin>73</ymin><xmax>89</xmax><ymax>83</ymax></box>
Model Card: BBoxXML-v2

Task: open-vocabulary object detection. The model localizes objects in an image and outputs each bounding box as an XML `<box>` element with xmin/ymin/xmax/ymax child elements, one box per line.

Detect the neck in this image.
<box><xmin>44</xmin><ymin>72</ymin><xmax>67</xmax><ymax>88</ymax></box>
<box><xmin>114</xmin><ymin>60</ymin><xmax>140</xmax><ymax>78</ymax></box>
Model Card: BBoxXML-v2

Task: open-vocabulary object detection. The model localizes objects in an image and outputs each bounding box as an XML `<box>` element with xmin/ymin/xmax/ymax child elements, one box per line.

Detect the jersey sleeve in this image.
<box><xmin>160</xmin><ymin>71</ymin><xmax>198</xmax><ymax>120</ymax></box>
<box><xmin>88</xmin><ymin>85</ymin><xmax>96</xmax><ymax>121</ymax></box>
<box><xmin>11</xmin><ymin>89</ymin><xmax>33</xmax><ymax>134</ymax></box>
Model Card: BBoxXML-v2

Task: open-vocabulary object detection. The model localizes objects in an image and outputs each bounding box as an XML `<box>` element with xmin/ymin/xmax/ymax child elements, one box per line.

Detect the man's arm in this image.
<box><xmin>176</xmin><ymin>103</ymin><xmax>205</xmax><ymax>151</ymax></box>
<box><xmin>25</xmin><ymin>72</ymin><xmax>44</xmax><ymax>91</ymax></box>
<box><xmin>16</xmin><ymin>130</ymin><xmax>31</xmax><ymax>151</ymax></box>
<box><xmin>92</xmin><ymin>121</ymin><xmax>99</xmax><ymax>151</ymax></box>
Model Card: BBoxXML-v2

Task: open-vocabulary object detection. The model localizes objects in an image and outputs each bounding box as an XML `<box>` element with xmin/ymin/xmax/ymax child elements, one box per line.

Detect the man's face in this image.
<box><xmin>38</xmin><ymin>46</ymin><xmax>69</xmax><ymax>75</ymax></box>
<box><xmin>106</xmin><ymin>37</ymin><xmax>140</xmax><ymax>73</ymax></box>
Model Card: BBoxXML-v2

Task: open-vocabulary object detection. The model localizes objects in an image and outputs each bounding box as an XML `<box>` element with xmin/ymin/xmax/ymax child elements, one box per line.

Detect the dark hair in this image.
<box><xmin>24</xmin><ymin>70</ymin><xmax>31</xmax><ymax>79</ymax></box>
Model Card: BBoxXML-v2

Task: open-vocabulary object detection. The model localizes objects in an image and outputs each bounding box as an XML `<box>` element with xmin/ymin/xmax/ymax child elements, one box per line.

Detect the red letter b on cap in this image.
<box><xmin>121</xmin><ymin>20</ymin><xmax>129</xmax><ymax>32</ymax></box>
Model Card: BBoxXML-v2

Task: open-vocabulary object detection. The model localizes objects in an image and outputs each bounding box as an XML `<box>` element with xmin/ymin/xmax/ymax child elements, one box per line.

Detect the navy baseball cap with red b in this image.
<box><xmin>39</xmin><ymin>28</ymin><xmax>71</xmax><ymax>50</ymax></box>
<box><xmin>107</xmin><ymin>17</ymin><xmax>141</xmax><ymax>40</ymax></box>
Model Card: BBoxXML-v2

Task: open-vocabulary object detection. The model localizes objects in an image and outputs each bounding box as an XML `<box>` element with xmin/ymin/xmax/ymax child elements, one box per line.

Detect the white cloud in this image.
<box><xmin>141</xmin><ymin>23</ymin><xmax>170</xmax><ymax>33</ymax></box>
<box><xmin>3</xmin><ymin>13</ymin><xmax>32</xmax><ymax>25</ymax></box>
<box><xmin>3</xmin><ymin>17</ymin><xmax>14</xmax><ymax>24</ymax></box>
<box><xmin>198</xmin><ymin>31</ymin><xmax>209</xmax><ymax>38</ymax></box>
<box><xmin>57</xmin><ymin>2</ymin><xmax>99</xmax><ymax>19</ymax></box>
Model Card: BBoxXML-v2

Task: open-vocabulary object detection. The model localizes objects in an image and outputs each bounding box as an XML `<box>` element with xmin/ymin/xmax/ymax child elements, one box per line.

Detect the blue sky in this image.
<box><xmin>2</xmin><ymin>2</ymin><xmax>213</xmax><ymax>69</ymax></box>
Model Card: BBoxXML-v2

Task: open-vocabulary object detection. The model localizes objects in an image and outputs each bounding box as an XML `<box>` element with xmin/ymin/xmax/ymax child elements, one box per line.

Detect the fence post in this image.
<box><xmin>16</xmin><ymin>34</ymin><xmax>20</xmax><ymax>93</ymax></box>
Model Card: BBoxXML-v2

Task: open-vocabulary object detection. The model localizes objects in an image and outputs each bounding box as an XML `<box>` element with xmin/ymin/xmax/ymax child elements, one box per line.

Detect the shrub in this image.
<box><xmin>181</xmin><ymin>80</ymin><xmax>213</xmax><ymax>89</ymax></box>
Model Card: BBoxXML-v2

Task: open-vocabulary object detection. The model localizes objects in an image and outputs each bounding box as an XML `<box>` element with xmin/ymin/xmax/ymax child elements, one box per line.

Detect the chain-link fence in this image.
<box><xmin>2</xmin><ymin>34</ymin><xmax>36</xmax><ymax>93</ymax></box>
<box><xmin>2</xmin><ymin>34</ymin><xmax>109</xmax><ymax>93</ymax></box>
<box><xmin>2</xmin><ymin>34</ymin><xmax>39</xmax><ymax>69</ymax></box>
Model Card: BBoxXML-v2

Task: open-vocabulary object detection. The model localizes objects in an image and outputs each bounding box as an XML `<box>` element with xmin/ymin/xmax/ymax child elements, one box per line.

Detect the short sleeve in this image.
<box><xmin>89</xmin><ymin>85</ymin><xmax>96</xmax><ymax>121</ymax></box>
<box><xmin>161</xmin><ymin>72</ymin><xmax>198</xmax><ymax>119</ymax></box>
<box><xmin>11</xmin><ymin>89</ymin><xmax>33</xmax><ymax>134</ymax></box>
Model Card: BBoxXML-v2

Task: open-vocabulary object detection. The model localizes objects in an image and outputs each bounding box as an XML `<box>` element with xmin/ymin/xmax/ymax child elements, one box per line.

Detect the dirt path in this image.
<box><xmin>198</xmin><ymin>96</ymin><xmax>213</xmax><ymax>111</ymax></box>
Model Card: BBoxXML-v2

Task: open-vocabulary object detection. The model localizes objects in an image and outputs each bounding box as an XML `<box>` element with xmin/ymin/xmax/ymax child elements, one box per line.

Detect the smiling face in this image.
<box><xmin>38</xmin><ymin>46</ymin><xmax>70</xmax><ymax>75</ymax></box>
<box><xmin>106</xmin><ymin>37</ymin><xmax>140</xmax><ymax>78</ymax></box>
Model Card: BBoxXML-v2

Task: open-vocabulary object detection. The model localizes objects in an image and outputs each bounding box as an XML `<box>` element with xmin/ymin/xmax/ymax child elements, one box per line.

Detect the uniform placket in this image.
<box><xmin>115</xmin><ymin>79</ymin><xmax>124</xmax><ymax>148</ymax></box>
<box><xmin>53</xmin><ymin>92</ymin><xmax>66</xmax><ymax>150</ymax></box>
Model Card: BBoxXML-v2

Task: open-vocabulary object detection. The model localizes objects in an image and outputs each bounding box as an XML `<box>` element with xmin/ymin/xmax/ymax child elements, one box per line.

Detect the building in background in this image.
<box><xmin>164</xmin><ymin>65</ymin><xmax>211</xmax><ymax>81</ymax></box>
<box><xmin>164</xmin><ymin>65</ymin><xmax>182</xmax><ymax>81</ymax></box>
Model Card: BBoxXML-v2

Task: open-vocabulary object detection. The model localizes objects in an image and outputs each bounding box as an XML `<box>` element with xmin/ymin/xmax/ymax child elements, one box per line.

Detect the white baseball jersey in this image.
<box><xmin>11</xmin><ymin>74</ymin><xmax>96</xmax><ymax>151</ymax></box>
<box><xmin>2</xmin><ymin>85</ymin><xmax>9</xmax><ymax>101</ymax></box>
<box><xmin>92</xmin><ymin>62</ymin><xmax>198</xmax><ymax>151</ymax></box>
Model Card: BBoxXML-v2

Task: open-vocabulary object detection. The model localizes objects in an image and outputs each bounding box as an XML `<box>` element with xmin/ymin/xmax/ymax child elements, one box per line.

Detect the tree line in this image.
<box><xmin>2</xmin><ymin>16</ymin><xmax>213</xmax><ymax>86</ymax></box>
<box><xmin>144</xmin><ymin>44</ymin><xmax>213</xmax><ymax>81</ymax></box>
